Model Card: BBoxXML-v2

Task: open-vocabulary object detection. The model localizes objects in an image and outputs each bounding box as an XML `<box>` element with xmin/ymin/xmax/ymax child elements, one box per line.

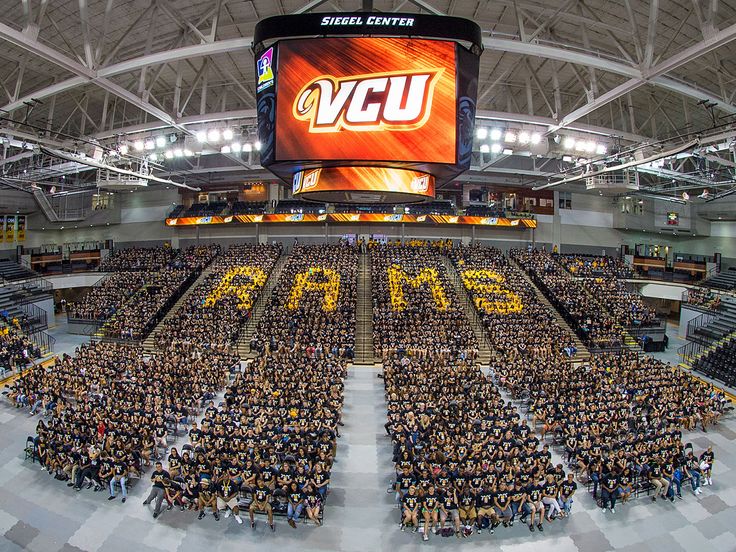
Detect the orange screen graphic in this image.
<box><xmin>276</xmin><ymin>37</ymin><xmax>457</xmax><ymax>163</ymax></box>
<box><xmin>293</xmin><ymin>166</ymin><xmax>435</xmax><ymax>199</ymax></box>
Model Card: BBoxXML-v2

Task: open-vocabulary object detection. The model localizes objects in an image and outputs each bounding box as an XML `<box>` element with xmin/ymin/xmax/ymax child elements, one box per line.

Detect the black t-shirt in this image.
<box><xmin>253</xmin><ymin>485</ymin><xmax>271</xmax><ymax>503</ymax></box>
<box><xmin>495</xmin><ymin>490</ymin><xmax>510</xmax><ymax>508</ymax></box>
<box><xmin>113</xmin><ymin>462</ymin><xmax>127</xmax><ymax>476</ymax></box>
<box><xmin>402</xmin><ymin>494</ymin><xmax>419</xmax><ymax>510</ymax></box>
<box><xmin>543</xmin><ymin>481</ymin><xmax>558</xmax><ymax>497</ymax></box>
<box><xmin>288</xmin><ymin>490</ymin><xmax>305</xmax><ymax>504</ymax></box>
<box><xmin>397</xmin><ymin>474</ymin><xmax>415</xmax><ymax>491</ymax></box>
<box><xmin>459</xmin><ymin>492</ymin><xmax>475</xmax><ymax>507</ymax></box>
<box><xmin>422</xmin><ymin>493</ymin><xmax>439</xmax><ymax>510</ymax></box>
<box><xmin>477</xmin><ymin>490</ymin><xmax>494</xmax><ymax>508</ymax></box>
<box><xmin>526</xmin><ymin>484</ymin><xmax>542</xmax><ymax>503</ymax></box>
<box><xmin>151</xmin><ymin>469</ymin><xmax>170</xmax><ymax>489</ymax></box>
<box><xmin>560</xmin><ymin>480</ymin><xmax>577</xmax><ymax>496</ymax></box>
<box><xmin>218</xmin><ymin>479</ymin><xmax>238</xmax><ymax>499</ymax></box>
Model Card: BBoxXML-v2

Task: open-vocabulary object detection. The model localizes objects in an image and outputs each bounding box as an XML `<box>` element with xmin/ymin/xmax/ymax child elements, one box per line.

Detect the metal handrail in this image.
<box><xmin>686</xmin><ymin>310</ymin><xmax>718</xmax><ymax>340</ymax></box>
<box><xmin>26</xmin><ymin>329</ymin><xmax>56</xmax><ymax>353</ymax></box>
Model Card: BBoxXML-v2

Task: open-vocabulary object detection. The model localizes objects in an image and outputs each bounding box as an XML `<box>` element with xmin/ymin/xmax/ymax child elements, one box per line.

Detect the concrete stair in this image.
<box><xmin>141</xmin><ymin>264</ymin><xmax>220</xmax><ymax>353</ymax></box>
<box><xmin>441</xmin><ymin>257</ymin><xmax>493</xmax><ymax>366</ymax></box>
<box><xmin>508</xmin><ymin>257</ymin><xmax>591</xmax><ymax>361</ymax></box>
<box><xmin>235</xmin><ymin>254</ymin><xmax>288</xmax><ymax>359</ymax></box>
<box><xmin>355</xmin><ymin>253</ymin><xmax>377</xmax><ymax>365</ymax></box>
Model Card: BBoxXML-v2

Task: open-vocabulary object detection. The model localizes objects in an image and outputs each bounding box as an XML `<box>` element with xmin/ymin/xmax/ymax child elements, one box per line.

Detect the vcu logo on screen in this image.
<box><xmin>293</xmin><ymin>69</ymin><xmax>443</xmax><ymax>133</ymax></box>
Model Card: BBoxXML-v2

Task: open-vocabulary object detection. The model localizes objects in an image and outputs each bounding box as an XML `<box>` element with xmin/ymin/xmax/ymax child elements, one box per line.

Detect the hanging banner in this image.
<box><xmin>16</xmin><ymin>215</ymin><xmax>26</xmax><ymax>242</ymax></box>
<box><xmin>5</xmin><ymin>215</ymin><xmax>15</xmax><ymax>243</ymax></box>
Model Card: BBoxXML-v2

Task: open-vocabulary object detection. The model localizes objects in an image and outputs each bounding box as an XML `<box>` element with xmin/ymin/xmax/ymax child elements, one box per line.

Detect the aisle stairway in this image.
<box><xmin>141</xmin><ymin>264</ymin><xmax>221</xmax><ymax>353</ymax></box>
<box><xmin>355</xmin><ymin>253</ymin><xmax>376</xmax><ymax>365</ymax></box>
<box><xmin>326</xmin><ymin>364</ymin><xmax>393</xmax><ymax>533</ymax></box>
<box><xmin>508</xmin><ymin>257</ymin><xmax>591</xmax><ymax>361</ymax></box>
<box><xmin>690</xmin><ymin>296</ymin><xmax>736</xmax><ymax>344</ymax></box>
<box><xmin>442</xmin><ymin>257</ymin><xmax>493</xmax><ymax>365</ymax></box>
<box><xmin>702</xmin><ymin>268</ymin><xmax>736</xmax><ymax>291</ymax></box>
<box><xmin>235</xmin><ymin>254</ymin><xmax>288</xmax><ymax>358</ymax></box>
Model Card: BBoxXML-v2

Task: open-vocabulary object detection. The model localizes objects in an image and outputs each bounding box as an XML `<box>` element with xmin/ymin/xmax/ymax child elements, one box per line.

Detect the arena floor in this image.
<box><xmin>1</xmin><ymin>317</ymin><xmax>735</xmax><ymax>552</ymax></box>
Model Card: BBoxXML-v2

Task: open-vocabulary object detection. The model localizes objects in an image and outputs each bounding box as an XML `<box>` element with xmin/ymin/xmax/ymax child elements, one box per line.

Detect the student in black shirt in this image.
<box><xmin>249</xmin><ymin>477</ymin><xmax>275</xmax><ymax>531</ymax></box>
<box><xmin>559</xmin><ymin>473</ymin><xmax>577</xmax><ymax>515</ymax></box>
<box><xmin>401</xmin><ymin>486</ymin><xmax>420</xmax><ymax>531</ymax></box>
<box><xmin>421</xmin><ymin>484</ymin><xmax>440</xmax><ymax>542</ymax></box>
<box><xmin>143</xmin><ymin>462</ymin><xmax>170</xmax><ymax>518</ymax></box>
<box><xmin>522</xmin><ymin>481</ymin><xmax>545</xmax><ymax>532</ymax></box>
<box><xmin>648</xmin><ymin>458</ymin><xmax>670</xmax><ymax>502</ymax></box>
<box><xmin>700</xmin><ymin>446</ymin><xmax>714</xmax><ymax>486</ymax></box>
<box><xmin>509</xmin><ymin>482</ymin><xmax>526</xmax><ymax>526</ymax></box>
<box><xmin>217</xmin><ymin>475</ymin><xmax>243</xmax><ymax>524</ymax></box>
<box><xmin>108</xmin><ymin>453</ymin><xmax>128</xmax><ymax>503</ymax></box>
<box><xmin>286</xmin><ymin>481</ymin><xmax>305</xmax><ymax>528</ymax></box>
<box><xmin>494</xmin><ymin>482</ymin><xmax>513</xmax><ymax>527</ymax></box>
<box><xmin>600</xmin><ymin>470</ymin><xmax>618</xmax><ymax>513</ymax></box>
<box><xmin>458</xmin><ymin>486</ymin><xmax>477</xmax><ymax>532</ymax></box>
<box><xmin>197</xmin><ymin>478</ymin><xmax>219</xmax><ymax>520</ymax></box>
<box><xmin>304</xmin><ymin>483</ymin><xmax>322</xmax><ymax>527</ymax></box>
<box><xmin>475</xmin><ymin>484</ymin><xmax>499</xmax><ymax>535</ymax></box>
<box><xmin>439</xmin><ymin>486</ymin><xmax>461</xmax><ymax>537</ymax></box>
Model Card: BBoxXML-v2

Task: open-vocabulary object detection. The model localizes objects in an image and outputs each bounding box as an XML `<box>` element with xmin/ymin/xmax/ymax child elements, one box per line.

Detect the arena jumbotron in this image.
<box><xmin>1</xmin><ymin>1</ymin><xmax>736</xmax><ymax>551</ymax></box>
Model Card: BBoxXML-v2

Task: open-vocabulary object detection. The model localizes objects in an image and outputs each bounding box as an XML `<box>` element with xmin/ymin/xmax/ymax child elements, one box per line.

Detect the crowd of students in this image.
<box><xmin>152</xmin><ymin>244</ymin><xmax>355</xmax><ymax>530</ymax></box>
<box><xmin>0</xmin><ymin>326</ymin><xmax>41</xmax><ymax>374</ymax></box>
<box><xmin>154</xmin><ymin>244</ymin><xmax>281</xmax><ymax>352</ymax></box>
<box><xmin>250</xmin><ymin>244</ymin><xmax>357</xmax><ymax>358</ymax></box>
<box><xmin>11</xmin><ymin>240</ymin><xmax>729</xmax><ymax>541</ymax></box>
<box><xmin>66</xmin><ymin>272</ymin><xmax>147</xmax><ymax>321</ymax></box>
<box><xmin>497</xmin><ymin>351</ymin><xmax>723</xmax><ymax>507</ymax></box>
<box><xmin>557</xmin><ymin>254</ymin><xmax>634</xmax><ymax>279</ymax></box>
<box><xmin>69</xmin><ymin>245</ymin><xmax>221</xmax><ymax>329</ymax></box>
<box><xmin>371</xmin><ymin>244</ymin><xmax>477</xmax><ymax>359</ymax></box>
<box><xmin>448</xmin><ymin>246</ymin><xmax>577</xmax><ymax>359</ymax></box>
<box><xmin>20</xmin><ymin>242</ymin><xmax>358</xmax><ymax>531</ymax></box>
<box><xmin>375</xmin><ymin>245</ymin><xmax>586</xmax><ymax>541</ymax></box>
<box><xmin>511</xmin><ymin>249</ymin><xmax>627</xmax><ymax>348</ymax></box>
<box><xmin>9</xmin><ymin>341</ymin><xmax>237</xmax><ymax>500</ymax></box>
<box><xmin>98</xmin><ymin>246</ymin><xmax>177</xmax><ymax>272</ymax></box>
<box><xmin>686</xmin><ymin>287</ymin><xmax>717</xmax><ymax>308</ymax></box>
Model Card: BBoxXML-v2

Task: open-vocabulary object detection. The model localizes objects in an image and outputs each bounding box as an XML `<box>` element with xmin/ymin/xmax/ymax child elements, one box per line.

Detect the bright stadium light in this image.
<box><xmin>221</xmin><ymin>145</ymin><xmax>231</xmax><ymax>154</ymax></box>
<box><xmin>479</xmin><ymin>144</ymin><xmax>490</xmax><ymax>153</ymax></box>
<box><xmin>531</xmin><ymin>132</ymin><xmax>542</xmax><ymax>145</ymax></box>
<box><xmin>196</xmin><ymin>131</ymin><xmax>207</xmax><ymax>143</ymax></box>
<box><xmin>490</xmin><ymin>128</ymin><xmax>502</xmax><ymax>141</ymax></box>
<box><xmin>133</xmin><ymin>140</ymin><xmax>144</xmax><ymax>152</ymax></box>
<box><xmin>518</xmin><ymin>131</ymin><xmax>530</xmax><ymax>145</ymax></box>
<box><xmin>563</xmin><ymin>136</ymin><xmax>576</xmax><ymax>149</ymax></box>
<box><xmin>222</xmin><ymin>128</ymin><xmax>234</xmax><ymax>141</ymax></box>
<box><xmin>164</xmin><ymin>150</ymin><xmax>174</xmax><ymax>159</ymax></box>
<box><xmin>504</xmin><ymin>131</ymin><xmax>517</xmax><ymax>143</ymax></box>
<box><xmin>155</xmin><ymin>136</ymin><xmax>166</xmax><ymax>148</ymax></box>
<box><xmin>144</xmin><ymin>140</ymin><xmax>155</xmax><ymax>150</ymax></box>
<box><xmin>208</xmin><ymin>129</ymin><xmax>221</xmax><ymax>142</ymax></box>
<box><xmin>476</xmin><ymin>128</ymin><xmax>488</xmax><ymax>140</ymax></box>
<box><xmin>491</xmin><ymin>143</ymin><xmax>502</xmax><ymax>154</ymax></box>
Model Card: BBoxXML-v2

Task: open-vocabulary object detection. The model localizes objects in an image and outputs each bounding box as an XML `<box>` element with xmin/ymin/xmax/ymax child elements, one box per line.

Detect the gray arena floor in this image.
<box><xmin>1</xmin><ymin>317</ymin><xmax>735</xmax><ymax>552</ymax></box>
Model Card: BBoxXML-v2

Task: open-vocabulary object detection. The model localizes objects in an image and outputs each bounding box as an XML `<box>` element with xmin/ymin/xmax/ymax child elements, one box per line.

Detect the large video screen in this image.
<box><xmin>275</xmin><ymin>37</ymin><xmax>457</xmax><ymax>164</ymax></box>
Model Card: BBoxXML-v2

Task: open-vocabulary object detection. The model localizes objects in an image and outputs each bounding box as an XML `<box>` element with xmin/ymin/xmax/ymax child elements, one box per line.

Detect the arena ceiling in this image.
<box><xmin>0</xmin><ymin>0</ymin><xmax>735</xmax><ymax>196</ymax></box>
